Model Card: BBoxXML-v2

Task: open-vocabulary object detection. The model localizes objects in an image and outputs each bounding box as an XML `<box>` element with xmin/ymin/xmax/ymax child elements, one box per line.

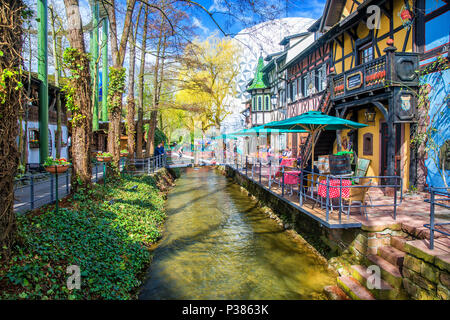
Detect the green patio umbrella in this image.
<box><xmin>233</xmin><ymin>123</ymin><xmax>307</xmax><ymax>135</ymax></box>
<box><xmin>211</xmin><ymin>133</ymin><xmax>238</xmax><ymax>140</ymax></box>
<box><xmin>264</xmin><ymin>111</ymin><xmax>368</xmax><ymax>166</ymax></box>
<box><xmin>233</xmin><ymin>123</ymin><xmax>306</xmax><ymax>159</ymax></box>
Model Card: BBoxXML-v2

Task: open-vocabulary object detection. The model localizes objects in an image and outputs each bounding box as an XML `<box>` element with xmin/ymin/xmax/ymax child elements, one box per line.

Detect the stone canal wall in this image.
<box><xmin>223</xmin><ymin>165</ymin><xmax>450</xmax><ymax>300</ymax></box>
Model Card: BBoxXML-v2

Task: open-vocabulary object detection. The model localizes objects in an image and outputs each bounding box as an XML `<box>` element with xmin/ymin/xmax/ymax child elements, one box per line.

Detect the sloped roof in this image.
<box><xmin>247</xmin><ymin>56</ymin><xmax>269</xmax><ymax>91</ymax></box>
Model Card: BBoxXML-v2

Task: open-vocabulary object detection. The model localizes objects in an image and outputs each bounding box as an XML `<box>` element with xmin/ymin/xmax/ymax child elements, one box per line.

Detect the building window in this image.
<box><xmin>363</xmin><ymin>133</ymin><xmax>373</xmax><ymax>156</ymax></box>
<box><xmin>48</xmin><ymin>129</ymin><xmax>52</xmax><ymax>155</ymax></box>
<box><xmin>252</xmin><ymin>97</ymin><xmax>256</xmax><ymax>111</ymax></box>
<box><xmin>258</xmin><ymin>96</ymin><xmax>262</xmax><ymax>111</ymax></box>
<box><xmin>359</xmin><ymin>43</ymin><xmax>374</xmax><ymax>65</ymax></box>
<box><xmin>293</xmin><ymin>80</ymin><xmax>297</xmax><ymax>101</ymax></box>
<box><xmin>301</xmin><ymin>75</ymin><xmax>307</xmax><ymax>97</ymax></box>
<box><xmin>309</xmin><ymin>70</ymin><xmax>315</xmax><ymax>95</ymax></box>
<box><xmin>316</xmin><ymin>66</ymin><xmax>327</xmax><ymax>92</ymax></box>
<box><xmin>288</xmin><ymin>82</ymin><xmax>293</xmax><ymax>102</ymax></box>
<box><xmin>265</xmin><ymin>95</ymin><xmax>270</xmax><ymax>111</ymax></box>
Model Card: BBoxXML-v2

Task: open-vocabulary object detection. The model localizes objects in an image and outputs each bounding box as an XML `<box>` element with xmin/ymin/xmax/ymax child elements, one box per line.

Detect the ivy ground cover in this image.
<box><xmin>0</xmin><ymin>174</ymin><xmax>166</xmax><ymax>299</ymax></box>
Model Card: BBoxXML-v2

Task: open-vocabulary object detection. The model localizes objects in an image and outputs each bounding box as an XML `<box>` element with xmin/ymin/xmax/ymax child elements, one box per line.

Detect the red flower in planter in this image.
<box><xmin>400</xmin><ymin>9</ymin><xmax>412</xmax><ymax>21</ymax></box>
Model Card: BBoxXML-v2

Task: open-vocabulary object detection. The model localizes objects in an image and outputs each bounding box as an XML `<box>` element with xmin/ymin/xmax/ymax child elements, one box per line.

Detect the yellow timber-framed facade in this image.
<box><xmin>320</xmin><ymin>0</ymin><xmax>420</xmax><ymax>190</ymax></box>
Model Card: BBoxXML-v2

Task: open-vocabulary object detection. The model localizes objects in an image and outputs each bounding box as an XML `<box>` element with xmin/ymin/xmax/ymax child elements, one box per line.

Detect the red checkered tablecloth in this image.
<box><xmin>317</xmin><ymin>179</ymin><xmax>351</xmax><ymax>198</ymax></box>
<box><xmin>284</xmin><ymin>170</ymin><xmax>301</xmax><ymax>185</ymax></box>
<box><xmin>280</xmin><ymin>158</ymin><xmax>296</xmax><ymax>167</ymax></box>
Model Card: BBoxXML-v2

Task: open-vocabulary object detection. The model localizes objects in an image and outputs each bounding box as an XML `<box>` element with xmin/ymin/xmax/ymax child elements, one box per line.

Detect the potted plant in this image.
<box><xmin>43</xmin><ymin>157</ymin><xmax>71</xmax><ymax>174</ymax></box>
<box><xmin>96</xmin><ymin>152</ymin><xmax>113</xmax><ymax>162</ymax></box>
<box><xmin>120</xmin><ymin>149</ymin><xmax>129</xmax><ymax>157</ymax></box>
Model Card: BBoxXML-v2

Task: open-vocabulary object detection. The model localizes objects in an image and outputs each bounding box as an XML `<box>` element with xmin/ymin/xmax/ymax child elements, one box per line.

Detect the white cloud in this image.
<box><xmin>209</xmin><ymin>0</ymin><xmax>227</xmax><ymax>12</ymax></box>
<box><xmin>193</xmin><ymin>17</ymin><xmax>209</xmax><ymax>34</ymax></box>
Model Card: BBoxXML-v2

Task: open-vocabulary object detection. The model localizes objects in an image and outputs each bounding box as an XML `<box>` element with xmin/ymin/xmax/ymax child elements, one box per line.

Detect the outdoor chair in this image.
<box><xmin>343</xmin><ymin>177</ymin><xmax>372</xmax><ymax>219</ymax></box>
<box><xmin>264</xmin><ymin>163</ymin><xmax>281</xmax><ymax>188</ymax></box>
<box><xmin>353</xmin><ymin>158</ymin><xmax>370</xmax><ymax>184</ymax></box>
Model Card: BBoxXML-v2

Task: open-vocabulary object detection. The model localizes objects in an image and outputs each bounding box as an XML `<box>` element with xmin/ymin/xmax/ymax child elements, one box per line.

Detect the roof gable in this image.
<box><xmin>247</xmin><ymin>56</ymin><xmax>269</xmax><ymax>90</ymax></box>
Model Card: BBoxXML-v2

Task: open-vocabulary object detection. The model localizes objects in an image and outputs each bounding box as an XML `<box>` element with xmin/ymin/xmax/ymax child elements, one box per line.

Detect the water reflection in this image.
<box><xmin>139</xmin><ymin>167</ymin><xmax>336</xmax><ymax>300</ymax></box>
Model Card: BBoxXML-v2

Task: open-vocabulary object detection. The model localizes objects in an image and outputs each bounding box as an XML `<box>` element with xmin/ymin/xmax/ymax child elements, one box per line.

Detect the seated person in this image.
<box><xmin>285</xmin><ymin>148</ymin><xmax>292</xmax><ymax>158</ymax></box>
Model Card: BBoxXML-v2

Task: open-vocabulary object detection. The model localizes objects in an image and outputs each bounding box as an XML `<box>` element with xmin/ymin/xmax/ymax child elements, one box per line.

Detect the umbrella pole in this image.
<box><xmin>311</xmin><ymin>130</ymin><xmax>315</xmax><ymax>169</ymax></box>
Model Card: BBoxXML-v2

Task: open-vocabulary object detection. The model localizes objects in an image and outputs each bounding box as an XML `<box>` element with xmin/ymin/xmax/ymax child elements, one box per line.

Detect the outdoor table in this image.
<box><xmin>318</xmin><ymin>179</ymin><xmax>352</xmax><ymax>199</ymax></box>
<box><xmin>284</xmin><ymin>170</ymin><xmax>301</xmax><ymax>185</ymax></box>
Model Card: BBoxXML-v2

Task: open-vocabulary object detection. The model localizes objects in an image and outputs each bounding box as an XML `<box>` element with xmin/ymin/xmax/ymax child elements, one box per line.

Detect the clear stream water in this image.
<box><xmin>138</xmin><ymin>167</ymin><xmax>336</xmax><ymax>299</ymax></box>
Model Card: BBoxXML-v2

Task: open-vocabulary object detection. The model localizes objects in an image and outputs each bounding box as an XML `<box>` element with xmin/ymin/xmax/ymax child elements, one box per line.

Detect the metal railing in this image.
<box><xmin>14</xmin><ymin>161</ymin><xmax>114</xmax><ymax>214</ymax></box>
<box><xmin>424</xmin><ymin>187</ymin><xmax>450</xmax><ymax>249</ymax></box>
<box><xmin>14</xmin><ymin>154</ymin><xmax>167</xmax><ymax>214</ymax></box>
<box><xmin>121</xmin><ymin>154</ymin><xmax>167</xmax><ymax>175</ymax></box>
<box><xmin>228</xmin><ymin>155</ymin><xmax>403</xmax><ymax>224</ymax></box>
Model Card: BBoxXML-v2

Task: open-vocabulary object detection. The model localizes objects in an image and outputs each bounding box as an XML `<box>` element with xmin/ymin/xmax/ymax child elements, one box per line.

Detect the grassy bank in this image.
<box><xmin>0</xmin><ymin>173</ymin><xmax>171</xmax><ymax>300</ymax></box>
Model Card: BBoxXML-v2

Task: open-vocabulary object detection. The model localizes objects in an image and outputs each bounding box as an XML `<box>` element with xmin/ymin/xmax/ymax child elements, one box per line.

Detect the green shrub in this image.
<box><xmin>0</xmin><ymin>174</ymin><xmax>166</xmax><ymax>300</ymax></box>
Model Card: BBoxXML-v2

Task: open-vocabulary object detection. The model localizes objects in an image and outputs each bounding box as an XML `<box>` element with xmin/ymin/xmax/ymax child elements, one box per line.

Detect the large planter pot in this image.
<box><xmin>44</xmin><ymin>165</ymin><xmax>70</xmax><ymax>174</ymax></box>
<box><xmin>329</xmin><ymin>154</ymin><xmax>352</xmax><ymax>175</ymax></box>
<box><xmin>120</xmin><ymin>152</ymin><xmax>129</xmax><ymax>158</ymax></box>
<box><xmin>97</xmin><ymin>156</ymin><xmax>112</xmax><ymax>162</ymax></box>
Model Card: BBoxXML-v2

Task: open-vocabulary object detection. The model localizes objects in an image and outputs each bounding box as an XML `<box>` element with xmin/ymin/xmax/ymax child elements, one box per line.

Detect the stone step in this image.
<box><xmin>337</xmin><ymin>276</ymin><xmax>375</xmax><ymax>300</ymax></box>
<box><xmin>390</xmin><ymin>236</ymin><xmax>407</xmax><ymax>252</ymax></box>
<box><xmin>378</xmin><ymin>245</ymin><xmax>405</xmax><ymax>268</ymax></box>
<box><xmin>366</xmin><ymin>254</ymin><xmax>403</xmax><ymax>288</ymax></box>
<box><xmin>323</xmin><ymin>285</ymin><xmax>351</xmax><ymax>300</ymax></box>
<box><xmin>350</xmin><ymin>265</ymin><xmax>396</xmax><ymax>300</ymax></box>
<box><xmin>401</xmin><ymin>222</ymin><xmax>446</xmax><ymax>240</ymax></box>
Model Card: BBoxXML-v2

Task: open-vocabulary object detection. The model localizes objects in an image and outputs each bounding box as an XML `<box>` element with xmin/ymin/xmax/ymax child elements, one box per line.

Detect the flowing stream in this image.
<box><xmin>139</xmin><ymin>167</ymin><xmax>336</xmax><ymax>299</ymax></box>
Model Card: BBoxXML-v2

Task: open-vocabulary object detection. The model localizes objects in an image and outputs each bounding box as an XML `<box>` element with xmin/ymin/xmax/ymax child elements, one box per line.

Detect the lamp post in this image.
<box><xmin>38</xmin><ymin>0</ymin><xmax>48</xmax><ymax>163</ymax></box>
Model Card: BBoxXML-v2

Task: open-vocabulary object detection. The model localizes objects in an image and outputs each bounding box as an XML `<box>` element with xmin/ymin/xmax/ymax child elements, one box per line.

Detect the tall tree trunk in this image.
<box><xmin>23</xmin><ymin>25</ymin><xmax>32</xmax><ymax>167</ymax></box>
<box><xmin>63</xmin><ymin>0</ymin><xmax>93</xmax><ymax>190</ymax></box>
<box><xmin>126</xmin><ymin>5</ymin><xmax>142</xmax><ymax>158</ymax></box>
<box><xmin>136</xmin><ymin>6</ymin><xmax>149</xmax><ymax>159</ymax></box>
<box><xmin>106</xmin><ymin>0</ymin><xmax>136</xmax><ymax>166</ymax></box>
<box><xmin>0</xmin><ymin>0</ymin><xmax>24</xmax><ymax>259</ymax></box>
<box><xmin>146</xmin><ymin>13</ymin><xmax>165</xmax><ymax>157</ymax></box>
<box><xmin>147</xmin><ymin>111</ymin><xmax>158</xmax><ymax>156</ymax></box>
<box><xmin>49</xmin><ymin>6</ymin><xmax>62</xmax><ymax>158</ymax></box>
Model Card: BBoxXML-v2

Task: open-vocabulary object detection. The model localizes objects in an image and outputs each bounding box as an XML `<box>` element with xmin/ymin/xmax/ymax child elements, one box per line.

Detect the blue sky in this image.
<box><xmin>187</xmin><ymin>0</ymin><xmax>326</xmax><ymax>38</ymax></box>
<box><xmin>68</xmin><ymin>1</ymin><xmax>327</xmax><ymax>39</ymax></box>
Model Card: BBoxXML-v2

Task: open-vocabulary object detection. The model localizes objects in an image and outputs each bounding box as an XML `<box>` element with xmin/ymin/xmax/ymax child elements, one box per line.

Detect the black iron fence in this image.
<box><xmin>14</xmin><ymin>154</ymin><xmax>168</xmax><ymax>214</ymax></box>
<box><xmin>424</xmin><ymin>187</ymin><xmax>450</xmax><ymax>250</ymax></box>
<box><xmin>121</xmin><ymin>154</ymin><xmax>167</xmax><ymax>174</ymax></box>
<box><xmin>228</xmin><ymin>155</ymin><xmax>403</xmax><ymax>224</ymax></box>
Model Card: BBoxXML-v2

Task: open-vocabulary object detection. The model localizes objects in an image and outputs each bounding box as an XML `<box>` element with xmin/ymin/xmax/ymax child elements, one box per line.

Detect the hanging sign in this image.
<box><xmin>346</xmin><ymin>71</ymin><xmax>363</xmax><ymax>91</ymax></box>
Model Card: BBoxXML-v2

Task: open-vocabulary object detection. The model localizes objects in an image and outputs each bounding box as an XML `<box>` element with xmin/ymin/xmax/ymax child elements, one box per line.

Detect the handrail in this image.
<box><xmin>231</xmin><ymin>159</ymin><xmax>403</xmax><ymax>224</ymax></box>
<box><xmin>423</xmin><ymin>187</ymin><xmax>450</xmax><ymax>249</ymax></box>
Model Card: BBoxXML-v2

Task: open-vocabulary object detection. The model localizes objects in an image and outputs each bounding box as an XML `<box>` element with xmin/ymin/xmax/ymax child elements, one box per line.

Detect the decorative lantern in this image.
<box><xmin>364</xmin><ymin>107</ymin><xmax>376</xmax><ymax>123</ymax></box>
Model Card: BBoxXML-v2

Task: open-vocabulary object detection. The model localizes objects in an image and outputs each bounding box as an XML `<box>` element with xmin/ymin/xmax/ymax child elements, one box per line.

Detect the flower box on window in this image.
<box><xmin>29</xmin><ymin>140</ymin><xmax>39</xmax><ymax>148</ymax></box>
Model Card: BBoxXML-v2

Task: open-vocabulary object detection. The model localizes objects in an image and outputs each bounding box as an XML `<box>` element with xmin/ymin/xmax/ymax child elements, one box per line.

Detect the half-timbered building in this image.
<box><xmin>320</xmin><ymin>0</ymin><xmax>421</xmax><ymax>190</ymax></box>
